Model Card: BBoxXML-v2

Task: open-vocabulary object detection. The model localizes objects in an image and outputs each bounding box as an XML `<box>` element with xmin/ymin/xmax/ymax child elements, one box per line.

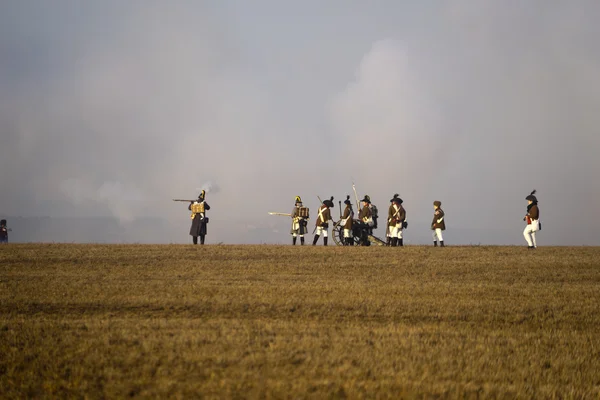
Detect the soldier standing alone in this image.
<box><xmin>431</xmin><ymin>200</ymin><xmax>446</xmax><ymax>247</ymax></box>
<box><xmin>523</xmin><ymin>190</ymin><xmax>540</xmax><ymax>249</ymax></box>
<box><xmin>313</xmin><ymin>196</ymin><xmax>334</xmax><ymax>246</ymax></box>
<box><xmin>0</xmin><ymin>219</ymin><xmax>10</xmax><ymax>244</ymax></box>
<box><xmin>189</xmin><ymin>190</ymin><xmax>210</xmax><ymax>245</ymax></box>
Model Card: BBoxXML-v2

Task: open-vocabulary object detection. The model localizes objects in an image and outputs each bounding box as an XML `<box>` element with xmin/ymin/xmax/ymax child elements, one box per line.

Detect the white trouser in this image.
<box><xmin>315</xmin><ymin>226</ymin><xmax>328</xmax><ymax>237</ymax></box>
<box><xmin>343</xmin><ymin>228</ymin><xmax>351</xmax><ymax>238</ymax></box>
<box><xmin>432</xmin><ymin>228</ymin><xmax>443</xmax><ymax>242</ymax></box>
<box><xmin>391</xmin><ymin>224</ymin><xmax>404</xmax><ymax>239</ymax></box>
<box><xmin>523</xmin><ymin>220</ymin><xmax>538</xmax><ymax>247</ymax></box>
<box><xmin>386</xmin><ymin>226</ymin><xmax>392</xmax><ymax>238</ymax></box>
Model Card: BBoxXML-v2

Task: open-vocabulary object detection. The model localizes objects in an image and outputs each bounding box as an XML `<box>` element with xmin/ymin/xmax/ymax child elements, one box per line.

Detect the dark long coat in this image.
<box><xmin>189</xmin><ymin>202</ymin><xmax>210</xmax><ymax>236</ymax></box>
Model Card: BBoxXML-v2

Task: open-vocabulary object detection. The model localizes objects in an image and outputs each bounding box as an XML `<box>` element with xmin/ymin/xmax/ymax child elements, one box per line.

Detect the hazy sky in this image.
<box><xmin>1</xmin><ymin>1</ymin><xmax>599</xmax><ymax>244</ymax></box>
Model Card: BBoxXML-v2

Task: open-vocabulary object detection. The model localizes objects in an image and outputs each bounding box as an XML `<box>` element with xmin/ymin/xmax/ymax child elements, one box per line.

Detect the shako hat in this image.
<box><xmin>295</xmin><ymin>196</ymin><xmax>302</xmax><ymax>204</ymax></box>
<box><xmin>344</xmin><ymin>195</ymin><xmax>352</xmax><ymax>206</ymax></box>
<box><xmin>525</xmin><ymin>189</ymin><xmax>537</xmax><ymax>202</ymax></box>
<box><xmin>433</xmin><ymin>200</ymin><xmax>442</xmax><ymax>207</ymax></box>
<box><xmin>323</xmin><ymin>196</ymin><xmax>334</xmax><ymax>208</ymax></box>
<box><xmin>361</xmin><ymin>194</ymin><xmax>371</xmax><ymax>204</ymax></box>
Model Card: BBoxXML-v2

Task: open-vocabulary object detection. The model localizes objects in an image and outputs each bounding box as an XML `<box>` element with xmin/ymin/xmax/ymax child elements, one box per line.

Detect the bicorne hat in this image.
<box><xmin>344</xmin><ymin>195</ymin><xmax>352</xmax><ymax>206</ymax></box>
<box><xmin>323</xmin><ymin>196</ymin><xmax>334</xmax><ymax>208</ymax></box>
<box><xmin>525</xmin><ymin>190</ymin><xmax>537</xmax><ymax>202</ymax></box>
<box><xmin>391</xmin><ymin>193</ymin><xmax>403</xmax><ymax>204</ymax></box>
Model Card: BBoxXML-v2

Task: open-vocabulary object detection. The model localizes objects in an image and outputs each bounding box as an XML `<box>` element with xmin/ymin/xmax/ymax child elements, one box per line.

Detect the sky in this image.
<box><xmin>1</xmin><ymin>0</ymin><xmax>599</xmax><ymax>245</ymax></box>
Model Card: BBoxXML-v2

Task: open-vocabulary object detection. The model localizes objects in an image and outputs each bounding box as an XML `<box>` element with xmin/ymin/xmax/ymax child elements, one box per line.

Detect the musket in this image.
<box><xmin>268</xmin><ymin>212</ymin><xmax>292</xmax><ymax>217</ymax></box>
<box><xmin>173</xmin><ymin>199</ymin><xmax>196</xmax><ymax>202</ymax></box>
<box><xmin>352</xmin><ymin>182</ymin><xmax>361</xmax><ymax>211</ymax></box>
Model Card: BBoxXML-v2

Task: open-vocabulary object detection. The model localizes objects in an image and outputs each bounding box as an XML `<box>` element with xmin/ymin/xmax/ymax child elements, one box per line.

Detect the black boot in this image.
<box><xmin>391</xmin><ymin>238</ymin><xmax>398</xmax><ymax>247</ymax></box>
<box><xmin>300</xmin><ymin>237</ymin><xmax>305</xmax><ymax>246</ymax></box>
<box><xmin>398</xmin><ymin>238</ymin><xmax>403</xmax><ymax>246</ymax></box>
<box><xmin>200</xmin><ymin>235</ymin><xmax>205</xmax><ymax>245</ymax></box>
<box><xmin>433</xmin><ymin>241</ymin><xmax>438</xmax><ymax>247</ymax></box>
<box><xmin>293</xmin><ymin>237</ymin><xmax>297</xmax><ymax>245</ymax></box>
<box><xmin>386</xmin><ymin>237</ymin><xmax>391</xmax><ymax>246</ymax></box>
<box><xmin>192</xmin><ymin>236</ymin><xmax>198</xmax><ymax>245</ymax></box>
<box><xmin>324</xmin><ymin>237</ymin><xmax>328</xmax><ymax>246</ymax></box>
<box><xmin>312</xmin><ymin>235</ymin><xmax>319</xmax><ymax>245</ymax></box>
<box><xmin>440</xmin><ymin>241</ymin><xmax>445</xmax><ymax>247</ymax></box>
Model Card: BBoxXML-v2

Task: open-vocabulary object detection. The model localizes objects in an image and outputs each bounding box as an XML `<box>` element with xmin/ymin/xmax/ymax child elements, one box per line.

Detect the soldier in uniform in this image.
<box><xmin>341</xmin><ymin>196</ymin><xmax>354</xmax><ymax>246</ymax></box>
<box><xmin>313</xmin><ymin>196</ymin><xmax>334</xmax><ymax>246</ymax></box>
<box><xmin>431</xmin><ymin>200</ymin><xmax>446</xmax><ymax>247</ymax></box>
<box><xmin>386</xmin><ymin>196</ymin><xmax>396</xmax><ymax>245</ymax></box>
<box><xmin>523</xmin><ymin>190</ymin><xmax>540</xmax><ymax>249</ymax></box>
<box><xmin>0</xmin><ymin>219</ymin><xmax>10</xmax><ymax>244</ymax></box>
<box><xmin>188</xmin><ymin>190</ymin><xmax>210</xmax><ymax>245</ymax></box>
<box><xmin>364</xmin><ymin>195</ymin><xmax>378</xmax><ymax>234</ymax></box>
<box><xmin>291</xmin><ymin>196</ymin><xmax>309</xmax><ymax>245</ymax></box>
<box><xmin>389</xmin><ymin>194</ymin><xmax>406</xmax><ymax>247</ymax></box>
<box><xmin>358</xmin><ymin>196</ymin><xmax>373</xmax><ymax>246</ymax></box>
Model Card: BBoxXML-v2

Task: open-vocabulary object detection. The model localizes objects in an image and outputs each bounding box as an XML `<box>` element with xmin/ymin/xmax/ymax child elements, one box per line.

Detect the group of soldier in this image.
<box><xmin>181</xmin><ymin>189</ymin><xmax>540</xmax><ymax>249</ymax></box>
<box><xmin>289</xmin><ymin>194</ymin><xmax>446</xmax><ymax>247</ymax></box>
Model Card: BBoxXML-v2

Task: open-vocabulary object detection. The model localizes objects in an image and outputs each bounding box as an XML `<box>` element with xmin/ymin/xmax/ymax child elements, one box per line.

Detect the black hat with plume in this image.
<box><xmin>323</xmin><ymin>196</ymin><xmax>334</xmax><ymax>208</ymax></box>
<box><xmin>525</xmin><ymin>189</ymin><xmax>537</xmax><ymax>202</ymax></box>
<box><xmin>344</xmin><ymin>195</ymin><xmax>352</xmax><ymax>206</ymax></box>
<box><xmin>390</xmin><ymin>193</ymin><xmax>403</xmax><ymax>204</ymax></box>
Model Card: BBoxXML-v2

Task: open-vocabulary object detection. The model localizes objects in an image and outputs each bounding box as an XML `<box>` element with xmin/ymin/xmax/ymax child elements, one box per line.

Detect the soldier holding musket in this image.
<box><xmin>313</xmin><ymin>196</ymin><xmax>334</xmax><ymax>246</ymax></box>
<box><xmin>188</xmin><ymin>190</ymin><xmax>210</xmax><ymax>245</ymax></box>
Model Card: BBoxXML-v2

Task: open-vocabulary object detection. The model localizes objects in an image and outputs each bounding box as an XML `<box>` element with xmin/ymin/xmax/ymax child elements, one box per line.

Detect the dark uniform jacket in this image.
<box><xmin>315</xmin><ymin>205</ymin><xmax>332</xmax><ymax>227</ymax></box>
<box><xmin>358</xmin><ymin>206</ymin><xmax>372</xmax><ymax>223</ymax></box>
<box><xmin>342</xmin><ymin>205</ymin><xmax>354</xmax><ymax>229</ymax></box>
<box><xmin>526</xmin><ymin>204</ymin><xmax>539</xmax><ymax>222</ymax></box>
<box><xmin>189</xmin><ymin>201</ymin><xmax>210</xmax><ymax>236</ymax></box>
<box><xmin>431</xmin><ymin>208</ymin><xmax>446</xmax><ymax>230</ymax></box>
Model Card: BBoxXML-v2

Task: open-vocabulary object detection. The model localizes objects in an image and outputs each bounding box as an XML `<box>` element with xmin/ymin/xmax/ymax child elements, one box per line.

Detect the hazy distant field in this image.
<box><xmin>1</xmin><ymin>244</ymin><xmax>599</xmax><ymax>398</ymax></box>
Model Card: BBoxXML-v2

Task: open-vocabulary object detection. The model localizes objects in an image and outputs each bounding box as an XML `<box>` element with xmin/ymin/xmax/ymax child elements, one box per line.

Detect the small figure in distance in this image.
<box><xmin>189</xmin><ymin>190</ymin><xmax>210</xmax><ymax>245</ymax></box>
<box><xmin>431</xmin><ymin>200</ymin><xmax>446</xmax><ymax>247</ymax></box>
<box><xmin>358</xmin><ymin>195</ymin><xmax>373</xmax><ymax>246</ymax></box>
<box><xmin>313</xmin><ymin>196</ymin><xmax>334</xmax><ymax>246</ymax></box>
<box><xmin>291</xmin><ymin>196</ymin><xmax>309</xmax><ymax>245</ymax></box>
<box><xmin>341</xmin><ymin>196</ymin><xmax>354</xmax><ymax>246</ymax></box>
<box><xmin>0</xmin><ymin>219</ymin><xmax>11</xmax><ymax>244</ymax></box>
<box><xmin>523</xmin><ymin>190</ymin><xmax>540</xmax><ymax>249</ymax></box>
<box><xmin>389</xmin><ymin>194</ymin><xmax>406</xmax><ymax>247</ymax></box>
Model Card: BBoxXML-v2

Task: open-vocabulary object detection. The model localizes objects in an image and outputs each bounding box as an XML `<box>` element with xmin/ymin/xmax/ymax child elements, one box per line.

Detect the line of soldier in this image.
<box><xmin>290</xmin><ymin>194</ymin><xmax>446</xmax><ymax>247</ymax></box>
<box><xmin>180</xmin><ymin>189</ymin><xmax>539</xmax><ymax>248</ymax></box>
<box><xmin>289</xmin><ymin>189</ymin><xmax>540</xmax><ymax>248</ymax></box>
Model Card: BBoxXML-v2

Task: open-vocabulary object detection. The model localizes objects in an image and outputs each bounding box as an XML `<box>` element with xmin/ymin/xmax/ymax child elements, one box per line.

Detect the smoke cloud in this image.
<box><xmin>1</xmin><ymin>1</ymin><xmax>599</xmax><ymax>244</ymax></box>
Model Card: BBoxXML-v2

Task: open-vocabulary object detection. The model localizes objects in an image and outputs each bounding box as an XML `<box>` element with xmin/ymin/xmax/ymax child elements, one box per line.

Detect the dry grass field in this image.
<box><xmin>1</xmin><ymin>244</ymin><xmax>599</xmax><ymax>399</ymax></box>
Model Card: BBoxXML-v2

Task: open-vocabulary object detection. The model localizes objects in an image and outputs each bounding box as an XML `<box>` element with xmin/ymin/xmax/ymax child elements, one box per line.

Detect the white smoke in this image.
<box><xmin>196</xmin><ymin>180</ymin><xmax>220</xmax><ymax>196</ymax></box>
<box><xmin>60</xmin><ymin>178</ymin><xmax>144</xmax><ymax>223</ymax></box>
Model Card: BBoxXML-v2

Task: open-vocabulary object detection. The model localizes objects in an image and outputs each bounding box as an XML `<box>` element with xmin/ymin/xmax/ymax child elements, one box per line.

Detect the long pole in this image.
<box><xmin>352</xmin><ymin>182</ymin><xmax>361</xmax><ymax>211</ymax></box>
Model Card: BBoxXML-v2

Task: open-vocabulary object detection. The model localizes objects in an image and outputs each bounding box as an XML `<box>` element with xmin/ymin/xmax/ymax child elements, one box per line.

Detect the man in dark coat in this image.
<box><xmin>189</xmin><ymin>191</ymin><xmax>210</xmax><ymax>245</ymax></box>
<box><xmin>341</xmin><ymin>196</ymin><xmax>354</xmax><ymax>246</ymax></box>
<box><xmin>0</xmin><ymin>219</ymin><xmax>10</xmax><ymax>244</ymax></box>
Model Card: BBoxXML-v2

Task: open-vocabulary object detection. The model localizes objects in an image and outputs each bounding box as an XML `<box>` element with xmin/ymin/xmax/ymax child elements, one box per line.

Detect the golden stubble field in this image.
<box><xmin>1</xmin><ymin>244</ymin><xmax>599</xmax><ymax>399</ymax></box>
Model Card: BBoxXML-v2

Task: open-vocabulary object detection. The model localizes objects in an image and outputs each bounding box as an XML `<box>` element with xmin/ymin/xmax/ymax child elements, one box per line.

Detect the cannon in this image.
<box><xmin>330</xmin><ymin>220</ymin><xmax>387</xmax><ymax>246</ymax></box>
